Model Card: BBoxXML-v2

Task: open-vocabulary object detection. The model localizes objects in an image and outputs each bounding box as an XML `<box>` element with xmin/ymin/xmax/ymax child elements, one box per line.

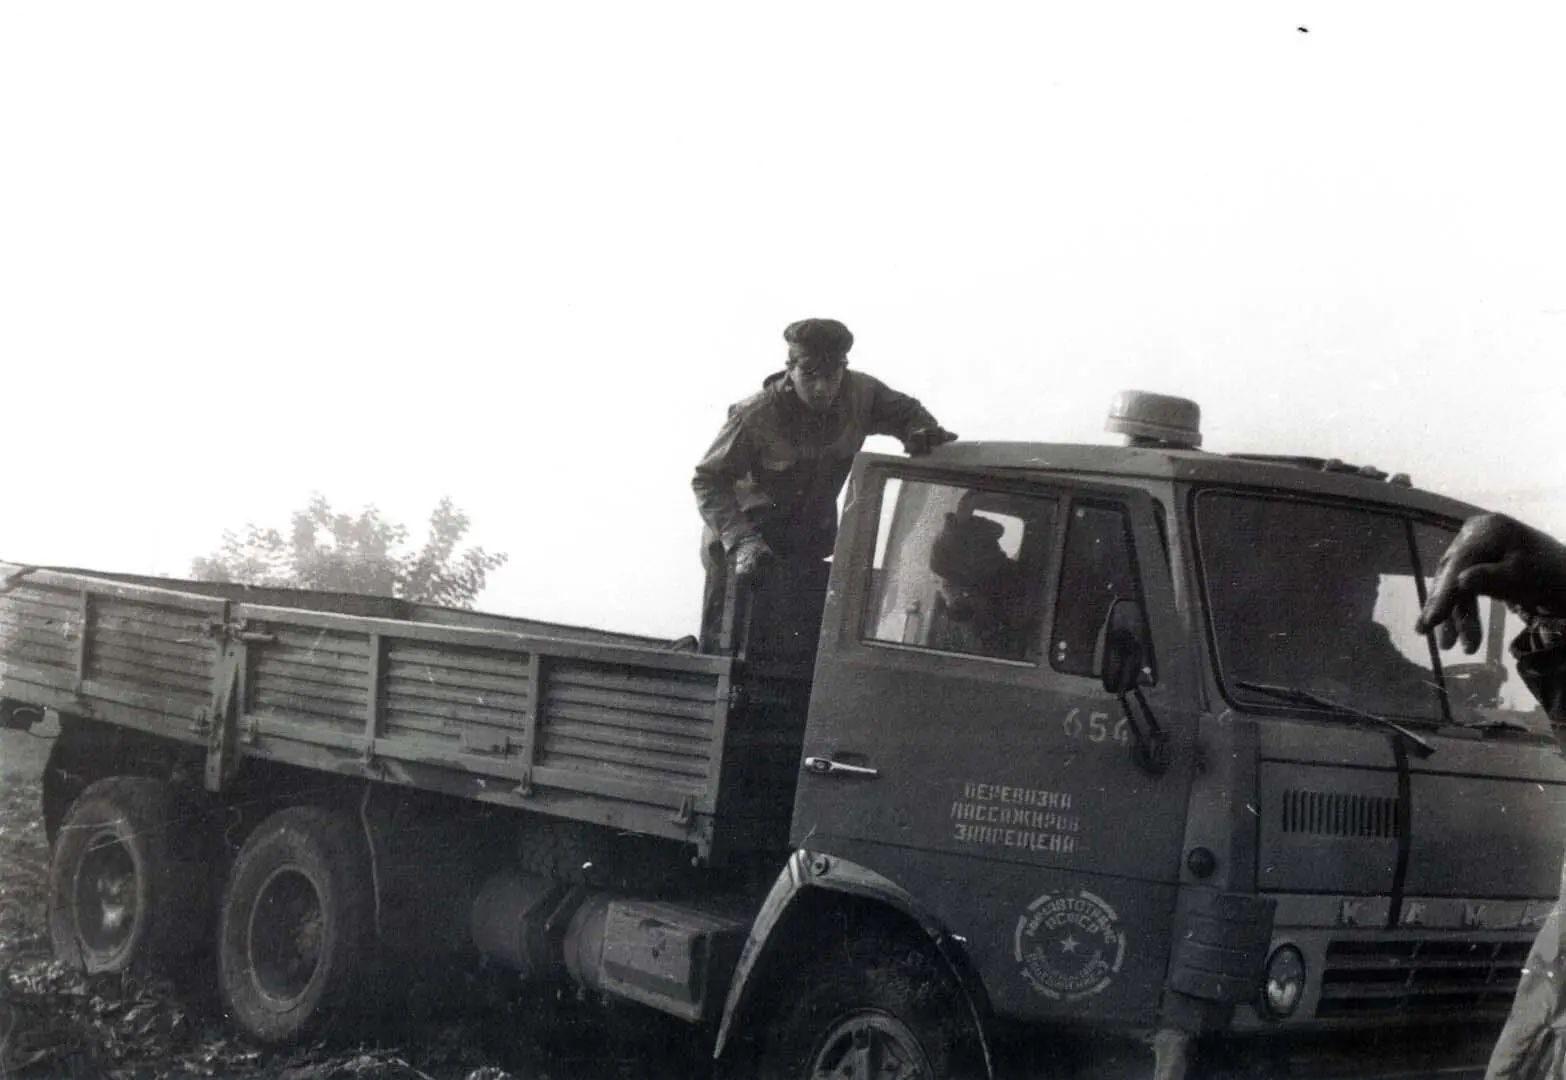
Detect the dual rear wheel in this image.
<box><xmin>48</xmin><ymin>779</ymin><xmax>372</xmax><ymax>1043</ymax></box>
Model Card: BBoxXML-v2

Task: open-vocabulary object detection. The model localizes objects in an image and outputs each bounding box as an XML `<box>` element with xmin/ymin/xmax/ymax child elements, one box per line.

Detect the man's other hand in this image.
<box><xmin>731</xmin><ymin>535</ymin><xmax>775</xmax><ymax>579</ymax></box>
<box><xmin>1416</xmin><ymin>513</ymin><xmax>1566</xmax><ymax>653</ymax></box>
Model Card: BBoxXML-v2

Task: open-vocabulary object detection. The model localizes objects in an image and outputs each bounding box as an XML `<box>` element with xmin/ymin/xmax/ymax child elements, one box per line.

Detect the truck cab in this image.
<box><xmin>754</xmin><ymin>396</ymin><xmax>1564</xmax><ymax>1073</ymax></box>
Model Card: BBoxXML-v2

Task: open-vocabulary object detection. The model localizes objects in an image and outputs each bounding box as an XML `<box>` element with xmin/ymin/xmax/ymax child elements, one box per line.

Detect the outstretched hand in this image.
<box><xmin>1416</xmin><ymin>513</ymin><xmax>1566</xmax><ymax>654</ymax></box>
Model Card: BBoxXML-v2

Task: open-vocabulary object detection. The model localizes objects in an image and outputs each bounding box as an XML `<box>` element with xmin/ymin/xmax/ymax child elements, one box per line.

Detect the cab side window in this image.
<box><xmin>863</xmin><ymin>477</ymin><xmax>1057</xmax><ymax>663</ymax></box>
<box><xmin>1052</xmin><ymin>502</ymin><xmax>1154</xmax><ymax>678</ymax></box>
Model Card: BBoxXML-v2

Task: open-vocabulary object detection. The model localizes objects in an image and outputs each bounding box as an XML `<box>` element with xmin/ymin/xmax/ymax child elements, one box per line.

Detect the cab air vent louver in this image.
<box><xmin>1281</xmin><ymin>790</ymin><xmax>1399</xmax><ymax>839</ymax></box>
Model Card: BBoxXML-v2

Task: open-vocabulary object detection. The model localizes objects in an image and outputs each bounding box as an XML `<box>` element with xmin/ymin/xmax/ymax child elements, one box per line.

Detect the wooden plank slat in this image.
<box><xmin>250</xmin><ymin>712</ymin><xmax>367</xmax><ymax>752</ymax></box>
<box><xmin>0</xmin><ymin>663</ymin><xmax>77</xmax><ymax>698</ymax></box>
<box><xmin>0</xmin><ymin>622</ymin><xmax>79</xmax><ymax>657</ymax></box>
<box><xmin>385</xmin><ymin>645</ymin><xmax>531</xmax><ymax>681</ymax></box>
<box><xmin>544</xmin><ymin>718</ymin><xmax>710</xmax><ymax>758</ymax></box>
<box><xmin>93</xmin><ymin>606</ymin><xmax>213</xmax><ymax>637</ymax></box>
<box><xmin>257</xmin><ymin>649</ymin><xmax>370</xmax><ymax>678</ymax></box>
<box><xmin>0</xmin><ymin>600</ymin><xmax>81</xmax><ymax>631</ymax></box>
<box><xmin>549</xmin><ymin>664</ymin><xmax>718</xmax><ymax>704</ymax></box>
<box><xmin>90</xmin><ymin>641</ymin><xmax>214</xmax><ymax>680</ymax></box>
<box><xmin>368</xmin><ymin>732</ymin><xmax>528</xmax><ymax>779</ymax></box>
<box><xmin>544</xmin><ymin>701</ymin><xmax>711</xmax><ymax>740</ymax></box>
<box><xmin>250</xmin><ymin>688</ymin><xmax>364</xmax><ymax>724</ymax></box>
<box><xmin>253</xmin><ymin>651</ymin><xmax>369</xmax><ymax>685</ymax></box>
<box><xmin>261</xmin><ymin>626</ymin><xmax>372</xmax><ymax>659</ymax></box>
<box><xmin>380</xmin><ymin>713</ymin><xmax>449</xmax><ymax>738</ymax></box>
<box><xmin>90</xmin><ymin>627</ymin><xmax>215</xmax><ymax>665</ymax></box>
<box><xmin>546</xmin><ymin>683</ymin><xmax>714</xmax><ymax>722</ymax></box>
<box><xmin>384</xmin><ymin>662</ymin><xmax>530</xmax><ymax>698</ymax></box>
<box><xmin>527</xmin><ymin>763</ymin><xmax>701</xmax><ymax>809</ymax></box>
<box><xmin>1</xmin><ymin>642</ymin><xmax>77</xmax><ymax>670</ymax></box>
<box><xmin>80</xmin><ymin>677</ymin><xmax>207</xmax><ymax>716</ymax></box>
<box><xmin>90</xmin><ymin>653</ymin><xmax>212</xmax><ymax>692</ymax></box>
<box><xmin>381</xmin><ymin>717</ymin><xmax>533</xmax><ymax>748</ymax></box>
<box><xmin>22</xmin><ymin>572</ymin><xmax>228</xmax><ymax>613</ymax></box>
<box><xmin>384</xmin><ymin>677</ymin><xmax>530</xmax><ymax>714</ymax></box>
<box><xmin>2</xmin><ymin>587</ymin><xmax>85</xmax><ymax>615</ymax></box>
<box><xmin>251</xmin><ymin>676</ymin><xmax>368</xmax><ymax>709</ymax></box>
<box><xmin>384</xmin><ymin>702</ymin><xmax>528</xmax><ymax>728</ymax></box>
<box><xmin>540</xmin><ymin>736</ymin><xmax>710</xmax><ymax>778</ymax></box>
<box><xmin>0</xmin><ymin>608</ymin><xmax>76</xmax><ymax>632</ymax></box>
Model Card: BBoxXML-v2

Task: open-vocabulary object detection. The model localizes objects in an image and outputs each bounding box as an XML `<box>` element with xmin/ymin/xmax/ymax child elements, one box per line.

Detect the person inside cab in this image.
<box><xmin>692</xmin><ymin>318</ymin><xmax>956</xmax><ymax>652</ymax></box>
<box><xmin>926</xmin><ymin>511</ymin><xmax>1033</xmax><ymax>661</ymax></box>
<box><xmin>1313</xmin><ymin>566</ymin><xmax>1435</xmax><ymax>708</ymax></box>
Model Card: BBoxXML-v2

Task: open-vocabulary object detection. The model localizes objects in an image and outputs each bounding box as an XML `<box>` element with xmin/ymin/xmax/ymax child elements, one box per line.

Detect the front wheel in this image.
<box><xmin>217</xmin><ymin>805</ymin><xmax>374</xmax><ymax>1043</ymax></box>
<box><xmin>755</xmin><ymin>932</ymin><xmax>981</xmax><ymax>1080</ymax></box>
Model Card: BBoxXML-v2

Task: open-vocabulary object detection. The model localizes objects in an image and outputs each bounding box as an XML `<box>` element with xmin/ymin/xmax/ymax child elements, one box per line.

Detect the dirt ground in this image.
<box><xmin>0</xmin><ymin>727</ymin><xmax>705</xmax><ymax>1080</ymax></box>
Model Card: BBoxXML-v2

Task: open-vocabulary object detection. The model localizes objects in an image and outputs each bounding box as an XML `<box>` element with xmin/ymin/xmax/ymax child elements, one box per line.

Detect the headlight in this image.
<box><xmin>1261</xmin><ymin>945</ymin><xmax>1306</xmax><ymax>1019</ymax></box>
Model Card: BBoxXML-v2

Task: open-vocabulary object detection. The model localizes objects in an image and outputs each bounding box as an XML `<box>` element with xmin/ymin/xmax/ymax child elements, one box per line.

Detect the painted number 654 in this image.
<box><xmin>1063</xmin><ymin>708</ymin><xmax>1129</xmax><ymax>745</ymax></box>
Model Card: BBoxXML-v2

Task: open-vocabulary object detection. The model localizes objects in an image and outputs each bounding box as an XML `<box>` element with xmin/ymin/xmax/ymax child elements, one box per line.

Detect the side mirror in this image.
<box><xmin>1094</xmin><ymin>598</ymin><xmax>1148</xmax><ymax>696</ymax></box>
<box><xmin>1099</xmin><ymin>626</ymin><xmax>1144</xmax><ymax>696</ymax></box>
<box><xmin>1094</xmin><ymin>598</ymin><xmax>1168</xmax><ymax>775</ymax></box>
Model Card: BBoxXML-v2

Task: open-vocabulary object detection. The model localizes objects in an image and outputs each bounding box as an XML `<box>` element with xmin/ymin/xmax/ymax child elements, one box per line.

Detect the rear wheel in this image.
<box><xmin>754</xmin><ymin>931</ymin><xmax>980</xmax><ymax>1080</ymax></box>
<box><xmin>217</xmin><ymin>805</ymin><xmax>374</xmax><ymax>1043</ymax></box>
<box><xmin>47</xmin><ymin>777</ymin><xmax>208</xmax><ymax>974</ymax></box>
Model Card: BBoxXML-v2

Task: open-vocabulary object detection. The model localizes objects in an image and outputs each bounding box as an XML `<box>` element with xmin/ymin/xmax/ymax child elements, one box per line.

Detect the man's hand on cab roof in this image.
<box><xmin>905</xmin><ymin>426</ymin><xmax>959</xmax><ymax>457</ymax></box>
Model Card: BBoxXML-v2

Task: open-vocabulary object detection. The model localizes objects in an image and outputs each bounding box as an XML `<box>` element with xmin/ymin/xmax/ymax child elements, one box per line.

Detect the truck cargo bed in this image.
<box><xmin>0</xmin><ymin>563</ymin><xmax>810</xmax><ymax>861</ymax></box>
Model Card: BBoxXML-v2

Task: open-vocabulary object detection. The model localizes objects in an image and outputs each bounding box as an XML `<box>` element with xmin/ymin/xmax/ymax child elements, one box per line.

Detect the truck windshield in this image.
<box><xmin>1194</xmin><ymin>491</ymin><xmax>1547</xmax><ymax>731</ymax></box>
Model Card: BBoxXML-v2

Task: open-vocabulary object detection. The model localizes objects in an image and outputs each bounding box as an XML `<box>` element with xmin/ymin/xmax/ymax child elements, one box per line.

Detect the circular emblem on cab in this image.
<box><xmin>1013</xmin><ymin>889</ymin><xmax>1127</xmax><ymax>1001</ymax></box>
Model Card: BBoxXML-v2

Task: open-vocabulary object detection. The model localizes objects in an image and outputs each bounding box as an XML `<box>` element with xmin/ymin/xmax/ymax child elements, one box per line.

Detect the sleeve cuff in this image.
<box><xmin>1512</xmin><ymin>629</ymin><xmax>1566</xmax><ymax>726</ymax></box>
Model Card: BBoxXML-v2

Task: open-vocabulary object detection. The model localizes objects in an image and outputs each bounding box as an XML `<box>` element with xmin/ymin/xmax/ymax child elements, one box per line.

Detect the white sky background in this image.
<box><xmin>3</xmin><ymin>4</ymin><xmax>1564</xmax><ymax>638</ymax></box>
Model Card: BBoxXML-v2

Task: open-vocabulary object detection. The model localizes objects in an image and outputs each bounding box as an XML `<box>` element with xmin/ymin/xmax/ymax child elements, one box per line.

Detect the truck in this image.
<box><xmin>3</xmin><ymin>391</ymin><xmax>1561</xmax><ymax>1080</ymax></box>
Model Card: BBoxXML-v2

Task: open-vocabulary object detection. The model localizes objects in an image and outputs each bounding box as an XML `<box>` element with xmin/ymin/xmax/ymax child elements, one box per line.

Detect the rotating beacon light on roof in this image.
<box><xmin>1106</xmin><ymin>391</ymin><xmax>1203</xmax><ymax>449</ymax></box>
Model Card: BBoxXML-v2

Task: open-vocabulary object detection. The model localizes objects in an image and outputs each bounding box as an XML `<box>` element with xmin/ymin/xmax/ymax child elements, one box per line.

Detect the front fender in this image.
<box><xmin>713</xmin><ymin>848</ymin><xmax>995</xmax><ymax>1077</ymax></box>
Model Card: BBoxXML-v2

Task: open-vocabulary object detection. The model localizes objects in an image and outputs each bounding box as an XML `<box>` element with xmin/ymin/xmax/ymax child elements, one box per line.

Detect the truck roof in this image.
<box><xmin>882</xmin><ymin>440</ymin><xmax>1483</xmax><ymax>523</ymax></box>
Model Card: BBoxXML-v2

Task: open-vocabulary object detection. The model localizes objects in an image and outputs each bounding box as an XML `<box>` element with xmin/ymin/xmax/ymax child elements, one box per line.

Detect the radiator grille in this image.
<box><xmin>1282</xmin><ymin>790</ymin><xmax>1400</xmax><ymax>838</ymax></box>
<box><xmin>1317</xmin><ymin>938</ymin><xmax>1530</xmax><ymax>1020</ymax></box>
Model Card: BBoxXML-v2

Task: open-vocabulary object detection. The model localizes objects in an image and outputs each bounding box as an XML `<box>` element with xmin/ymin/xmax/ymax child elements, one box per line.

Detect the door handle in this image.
<box><xmin>803</xmin><ymin>756</ymin><xmax>881</xmax><ymax>779</ymax></box>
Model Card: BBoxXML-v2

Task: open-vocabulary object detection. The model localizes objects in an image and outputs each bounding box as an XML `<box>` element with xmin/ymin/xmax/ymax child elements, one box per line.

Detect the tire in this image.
<box><xmin>217</xmin><ymin>805</ymin><xmax>374</xmax><ymax>1044</ymax></box>
<box><xmin>753</xmin><ymin>931</ymin><xmax>981</xmax><ymax>1080</ymax></box>
<box><xmin>47</xmin><ymin>777</ymin><xmax>208</xmax><ymax>975</ymax></box>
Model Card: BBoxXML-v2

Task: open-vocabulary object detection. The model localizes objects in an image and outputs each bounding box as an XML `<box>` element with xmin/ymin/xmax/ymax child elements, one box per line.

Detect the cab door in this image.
<box><xmin>793</xmin><ymin>462</ymin><xmax>1198</xmax><ymax>1025</ymax></box>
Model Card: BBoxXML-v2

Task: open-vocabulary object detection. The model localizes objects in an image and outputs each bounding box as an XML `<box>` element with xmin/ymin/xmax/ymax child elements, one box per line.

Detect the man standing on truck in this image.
<box><xmin>692</xmin><ymin>317</ymin><xmax>956</xmax><ymax>652</ymax></box>
<box><xmin>1418</xmin><ymin>513</ymin><xmax>1566</xmax><ymax>1078</ymax></box>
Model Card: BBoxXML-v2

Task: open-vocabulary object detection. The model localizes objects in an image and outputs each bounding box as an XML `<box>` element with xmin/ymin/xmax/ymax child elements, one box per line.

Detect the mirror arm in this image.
<box><xmin>1118</xmin><ymin>687</ymin><xmax>1170</xmax><ymax>776</ymax></box>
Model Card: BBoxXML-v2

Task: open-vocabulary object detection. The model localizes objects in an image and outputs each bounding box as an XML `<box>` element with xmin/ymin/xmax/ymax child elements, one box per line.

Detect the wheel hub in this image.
<box><xmin>248</xmin><ymin>868</ymin><xmax>325</xmax><ymax>1004</ymax></box>
<box><xmin>73</xmin><ymin>827</ymin><xmax>138</xmax><ymax>962</ymax></box>
<box><xmin>809</xmin><ymin>1010</ymin><xmax>933</xmax><ymax>1080</ymax></box>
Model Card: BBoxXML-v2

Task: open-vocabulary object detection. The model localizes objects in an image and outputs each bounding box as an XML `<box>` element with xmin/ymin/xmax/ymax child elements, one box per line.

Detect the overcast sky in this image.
<box><xmin>3</xmin><ymin>4</ymin><xmax>1564</xmax><ymax>637</ymax></box>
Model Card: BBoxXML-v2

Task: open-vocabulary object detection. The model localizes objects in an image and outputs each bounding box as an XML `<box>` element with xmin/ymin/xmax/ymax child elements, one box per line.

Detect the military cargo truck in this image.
<box><xmin>3</xmin><ymin>393</ymin><xmax>1559</xmax><ymax>1079</ymax></box>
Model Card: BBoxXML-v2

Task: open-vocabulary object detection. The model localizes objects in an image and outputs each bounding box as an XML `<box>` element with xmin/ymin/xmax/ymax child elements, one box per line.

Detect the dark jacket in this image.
<box><xmin>692</xmin><ymin>370</ymin><xmax>941</xmax><ymax>561</ymax></box>
<box><xmin>1486</xmin><ymin>618</ymin><xmax>1566</xmax><ymax>1079</ymax></box>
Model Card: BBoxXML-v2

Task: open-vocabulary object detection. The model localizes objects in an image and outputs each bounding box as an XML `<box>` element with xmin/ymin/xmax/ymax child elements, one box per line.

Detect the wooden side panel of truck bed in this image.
<box><xmin>0</xmin><ymin>565</ymin><xmax>795</xmax><ymax>859</ymax></box>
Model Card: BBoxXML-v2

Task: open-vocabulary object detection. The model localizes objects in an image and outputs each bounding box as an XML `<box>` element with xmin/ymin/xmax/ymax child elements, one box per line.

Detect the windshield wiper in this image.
<box><xmin>1234</xmin><ymin>680</ymin><xmax>1436</xmax><ymax>758</ymax></box>
<box><xmin>1454</xmin><ymin>714</ymin><xmax>1536</xmax><ymax>734</ymax></box>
